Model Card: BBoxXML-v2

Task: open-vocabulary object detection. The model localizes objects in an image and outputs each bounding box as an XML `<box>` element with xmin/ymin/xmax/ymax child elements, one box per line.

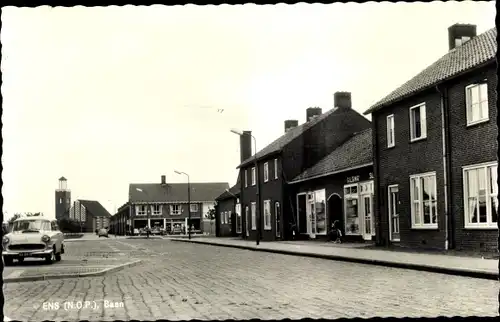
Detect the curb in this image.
<box><xmin>171</xmin><ymin>239</ymin><xmax>498</xmax><ymax>281</ymax></box>
<box><xmin>3</xmin><ymin>259</ymin><xmax>143</xmax><ymax>283</ymax></box>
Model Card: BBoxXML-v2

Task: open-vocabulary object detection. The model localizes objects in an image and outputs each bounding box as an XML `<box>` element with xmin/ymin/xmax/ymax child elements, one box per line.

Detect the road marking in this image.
<box><xmin>5</xmin><ymin>270</ymin><xmax>24</xmax><ymax>279</ymax></box>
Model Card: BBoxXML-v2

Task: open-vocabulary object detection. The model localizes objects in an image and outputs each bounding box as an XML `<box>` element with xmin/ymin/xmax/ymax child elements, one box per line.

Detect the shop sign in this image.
<box><xmin>347</xmin><ymin>175</ymin><xmax>360</xmax><ymax>183</ymax></box>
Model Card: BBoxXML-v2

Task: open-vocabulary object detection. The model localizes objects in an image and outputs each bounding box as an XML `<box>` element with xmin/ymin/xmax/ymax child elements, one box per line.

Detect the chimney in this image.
<box><xmin>448</xmin><ymin>24</ymin><xmax>476</xmax><ymax>50</ymax></box>
<box><xmin>161</xmin><ymin>175</ymin><xmax>166</xmax><ymax>185</ymax></box>
<box><xmin>240</xmin><ymin>131</ymin><xmax>252</xmax><ymax>162</ymax></box>
<box><xmin>306</xmin><ymin>107</ymin><xmax>322</xmax><ymax>122</ymax></box>
<box><xmin>334</xmin><ymin>92</ymin><xmax>352</xmax><ymax>110</ymax></box>
<box><xmin>284</xmin><ymin>120</ymin><xmax>299</xmax><ymax>133</ymax></box>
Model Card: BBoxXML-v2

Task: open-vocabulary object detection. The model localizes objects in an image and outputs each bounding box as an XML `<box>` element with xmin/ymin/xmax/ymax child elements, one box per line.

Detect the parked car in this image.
<box><xmin>2</xmin><ymin>215</ymin><xmax>65</xmax><ymax>265</ymax></box>
<box><xmin>98</xmin><ymin>228</ymin><xmax>109</xmax><ymax>238</ymax></box>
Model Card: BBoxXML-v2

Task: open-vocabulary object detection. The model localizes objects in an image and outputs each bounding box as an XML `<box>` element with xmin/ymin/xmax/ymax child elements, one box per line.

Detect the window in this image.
<box><xmin>409</xmin><ymin>103</ymin><xmax>427</xmax><ymax>141</ymax></box>
<box><xmin>190</xmin><ymin>204</ymin><xmax>198</xmax><ymax>212</ymax></box>
<box><xmin>463</xmin><ymin>162</ymin><xmax>497</xmax><ymax>228</ymax></box>
<box><xmin>263</xmin><ymin>200</ymin><xmax>272</xmax><ymax>230</ymax></box>
<box><xmin>137</xmin><ymin>205</ymin><xmax>146</xmax><ymax>216</ymax></box>
<box><xmin>410</xmin><ymin>172</ymin><xmax>437</xmax><ymax>228</ymax></box>
<box><xmin>51</xmin><ymin>221</ymin><xmax>59</xmax><ymax>231</ymax></box>
<box><xmin>152</xmin><ymin>205</ymin><xmax>162</xmax><ymax>215</ymax></box>
<box><xmin>59</xmin><ymin>198</ymin><xmax>63</xmax><ymax>204</ymax></box>
<box><xmin>236</xmin><ymin>204</ymin><xmax>242</xmax><ymax>233</ymax></box>
<box><xmin>251</xmin><ymin>202</ymin><xmax>256</xmax><ymax>230</ymax></box>
<box><xmin>245</xmin><ymin>170</ymin><xmax>248</xmax><ymax>188</ymax></box>
<box><xmin>251</xmin><ymin>167</ymin><xmax>256</xmax><ymax>186</ymax></box>
<box><xmin>170</xmin><ymin>204</ymin><xmax>181</xmax><ymax>215</ymax></box>
<box><xmin>466</xmin><ymin>82</ymin><xmax>488</xmax><ymax>125</ymax></box>
<box><xmin>344</xmin><ymin>184</ymin><xmax>360</xmax><ymax>235</ymax></box>
<box><xmin>264</xmin><ymin>162</ymin><xmax>269</xmax><ymax>182</ymax></box>
<box><xmin>274</xmin><ymin>159</ymin><xmax>278</xmax><ymax>179</ymax></box>
<box><xmin>220</xmin><ymin>212</ymin><xmax>225</xmax><ymax>224</ymax></box>
<box><xmin>387</xmin><ymin>114</ymin><xmax>395</xmax><ymax>147</ymax></box>
<box><xmin>275</xmin><ymin>202</ymin><xmax>281</xmax><ymax>237</ymax></box>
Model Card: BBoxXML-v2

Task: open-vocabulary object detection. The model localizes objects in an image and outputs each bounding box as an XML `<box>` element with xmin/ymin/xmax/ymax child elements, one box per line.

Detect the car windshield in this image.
<box><xmin>12</xmin><ymin>220</ymin><xmax>50</xmax><ymax>232</ymax></box>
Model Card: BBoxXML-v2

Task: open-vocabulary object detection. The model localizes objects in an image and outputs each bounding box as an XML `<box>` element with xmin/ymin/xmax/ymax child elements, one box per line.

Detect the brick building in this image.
<box><xmin>111</xmin><ymin>176</ymin><xmax>228</xmax><ymax>235</ymax></box>
<box><xmin>214</xmin><ymin>177</ymin><xmax>241</xmax><ymax>237</ymax></box>
<box><xmin>68</xmin><ymin>199</ymin><xmax>111</xmax><ymax>232</ymax></box>
<box><xmin>364</xmin><ymin>24</ymin><xmax>497</xmax><ymax>251</ymax></box>
<box><xmin>289</xmin><ymin>128</ymin><xmax>374</xmax><ymax>241</ymax></box>
<box><xmin>236</xmin><ymin>92</ymin><xmax>371</xmax><ymax>242</ymax></box>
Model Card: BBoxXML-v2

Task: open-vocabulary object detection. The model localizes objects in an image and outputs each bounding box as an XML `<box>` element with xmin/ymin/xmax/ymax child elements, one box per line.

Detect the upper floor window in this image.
<box><xmin>251</xmin><ymin>167</ymin><xmax>256</xmax><ymax>186</ymax></box>
<box><xmin>386</xmin><ymin>114</ymin><xmax>395</xmax><ymax>148</ymax></box>
<box><xmin>152</xmin><ymin>205</ymin><xmax>162</xmax><ymax>215</ymax></box>
<box><xmin>410</xmin><ymin>172</ymin><xmax>437</xmax><ymax>228</ymax></box>
<box><xmin>244</xmin><ymin>170</ymin><xmax>248</xmax><ymax>188</ymax></box>
<box><xmin>274</xmin><ymin>159</ymin><xmax>278</xmax><ymax>179</ymax></box>
<box><xmin>463</xmin><ymin>162</ymin><xmax>497</xmax><ymax>228</ymax></box>
<box><xmin>137</xmin><ymin>205</ymin><xmax>147</xmax><ymax>216</ymax></box>
<box><xmin>190</xmin><ymin>204</ymin><xmax>198</xmax><ymax>212</ymax></box>
<box><xmin>409</xmin><ymin>103</ymin><xmax>427</xmax><ymax>141</ymax></box>
<box><xmin>170</xmin><ymin>204</ymin><xmax>181</xmax><ymax>215</ymax></box>
<box><xmin>466</xmin><ymin>82</ymin><xmax>488</xmax><ymax>126</ymax></box>
<box><xmin>263</xmin><ymin>162</ymin><xmax>269</xmax><ymax>182</ymax></box>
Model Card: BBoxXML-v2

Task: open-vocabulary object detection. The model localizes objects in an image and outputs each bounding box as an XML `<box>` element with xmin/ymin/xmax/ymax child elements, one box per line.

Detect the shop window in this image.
<box><xmin>344</xmin><ymin>185</ymin><xmax>360</xmax><ymax>235</ymax></box>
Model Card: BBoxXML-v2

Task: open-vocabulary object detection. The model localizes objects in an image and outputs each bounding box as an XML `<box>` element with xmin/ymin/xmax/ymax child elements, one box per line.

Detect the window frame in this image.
<box><xmin>274</xmin><ymin>159</ymin><xmax>278</xmax><ymax>180</ymax></box>
<box><xmin>409</xmin><ymin>172</ymin><xmax>438</xmax><ymax>229</ymax></box>
<box><xmin>251</xmin><ymin>167</ymin><xmax>256</xmax><ymax>186</ymax></box>
<box><xmin>251</xmin><ymin>202</ymin><xmax>257</xmax><ymax>230</ymax></box>
<box><xmin>189</xmin><ymin>203</ymin><xmax>198</xmax><ymax>212</ymax></box>
<box><xmin>137</xmin><ymin>205</ymin><xmax>147</xmax><ymax>216</ymax></box>
<box><xmin>170</xmin><ymin>204</ymin><xmax>181</xmax><ymax>216</ymax></box>
<box><xmin>263</xmin><ymin>200</ymin><xmax>272</xmax><ymax>230</ymax></box>
<box><xmin>386</xmin><ymin>114</ymin><xmax>395</xmax><ymax>148</ymax></box>
<box><xmin>409</xmin><ymin>103</ymin><xmax>427</xmax><ymax>142</ymax></box>
<box><xmin>462</xmin><ymin>161</ymin><xmax>498</xmax><ymax>229</ymax></box>
<box><xmin>465</xmin><ymin>81</ymin><xmax>489</xmax><ymax>126</ymax></box>
<box><xmin>152</xmin><ymin>204</ymin><xmax>162</xmax><ymax>215</ymax></box>
<box><xmin>263</xmin><ymin>162</ymin><xmax>269</xmax><ymax>183</ymax></box>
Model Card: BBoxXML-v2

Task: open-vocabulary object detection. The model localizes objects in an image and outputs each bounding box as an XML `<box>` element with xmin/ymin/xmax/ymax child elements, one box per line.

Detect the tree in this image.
<box><xmin>206</xmin><ymin>208</ymin><xmax>216</xmax><ymax>235</ymax></box>
<box><xmin>8</xmin><ymin>213</ymin><xmax>21</xmax><ymax>225</ymax></box>
<box><xmin>57</xmin><ymin>217</ymin><xmax>81</xmax><ymax>233</ymax></box>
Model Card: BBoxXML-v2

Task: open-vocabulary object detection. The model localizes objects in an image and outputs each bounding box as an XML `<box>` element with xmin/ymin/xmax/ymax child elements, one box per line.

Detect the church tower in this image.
<box><xmin>55</xmin><ymin>177</ymin><xmax>71</xmax><ymax>220</ymax></box>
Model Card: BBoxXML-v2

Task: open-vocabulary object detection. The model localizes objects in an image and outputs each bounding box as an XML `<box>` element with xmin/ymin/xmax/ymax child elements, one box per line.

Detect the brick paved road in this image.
<box><xmin>3</xmin><ymin>239</ymin><xmax>498</xmax><ymax>321</ymax></box>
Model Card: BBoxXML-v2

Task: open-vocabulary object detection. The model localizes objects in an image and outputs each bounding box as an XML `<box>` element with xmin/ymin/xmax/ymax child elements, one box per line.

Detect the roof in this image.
<box><xmin>59</xmin><ymin>176</ymin><xmax>67</xmax><ymax>181</ymax></box>
<box><xmin>129</xmin><ymin>182</ymin><xmax>229</xmax><ymax>203</ymax></box>
<box><xmin>290</xmin><ymin>128</ymin><xmax>373</xmax><ymax>183</ymax></box>
<box><xmin>78</xmin><ymin>200</ymin><xmax>112</xmax><ymax>218</ymax></box>
<box><xmin>216</xmin><ymin>174</ymin><xmax>241</xmax><ymax>201</ymax></box>
<box><xmin>238</xmin><ymin>107</ymin><xmax>340</xmax><ymax>168</ymax></box>
<box><xmin>364</xmin><ymin>27</ymin><xmax>497</xmax><ymax>115</ymax></box>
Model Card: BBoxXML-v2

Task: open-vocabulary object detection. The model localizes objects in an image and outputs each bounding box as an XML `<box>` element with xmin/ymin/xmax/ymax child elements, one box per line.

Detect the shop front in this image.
<box><xmin>344</xmin><ymin>174</ymin><xmax>375</xmax><ymax>241</ymax></box>
<box><xmin>296</xmin><ymin>189</ymin><xmax>327</xmax><ymax>239</ymax></box>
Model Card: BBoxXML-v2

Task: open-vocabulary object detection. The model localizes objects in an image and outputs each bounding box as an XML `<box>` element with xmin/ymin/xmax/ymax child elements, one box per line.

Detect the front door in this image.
<box><xmin>388</xmin><ymin>185</ymin><xmax>400</xmax><ymax>242</ymax></box>
<box><xmin>275</xmin><ymin>202</ymin><xmax>281</xmax><ymax>238</ymax></box>
<box><xmin>307</xmin><ymin>193</ymin><xmax>316</xmax><ymax>238</ymax></box>
<box><xmin>362</xmin><ymin>195</ymin><xmax>373</xmax><ymax>240</ymax></box>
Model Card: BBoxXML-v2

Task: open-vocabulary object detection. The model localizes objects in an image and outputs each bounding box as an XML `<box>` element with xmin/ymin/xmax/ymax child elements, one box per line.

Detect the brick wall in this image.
<box><xmin>447</xmin><ymin>64</ymin><xmax>498</xmax><ymax>252</ymax></box>
<box><xmin>373</xmin><ymin>88</ymin><xmax>447</xmax><ymax>250</ymax></box>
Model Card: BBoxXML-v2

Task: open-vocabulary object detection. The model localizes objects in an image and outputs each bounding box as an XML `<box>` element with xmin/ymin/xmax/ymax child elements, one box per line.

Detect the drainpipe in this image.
<box><xmin>436</xmin><ymin>84</ymin><xmax>450</xmax><ymax>251</ymax></box>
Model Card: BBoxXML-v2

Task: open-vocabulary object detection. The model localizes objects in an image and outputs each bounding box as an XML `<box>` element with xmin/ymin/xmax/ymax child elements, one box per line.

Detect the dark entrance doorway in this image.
<box><xmin>327</xmin><ymin>194</ymin><xmax>343</xmax><ymax>231</ymax></box>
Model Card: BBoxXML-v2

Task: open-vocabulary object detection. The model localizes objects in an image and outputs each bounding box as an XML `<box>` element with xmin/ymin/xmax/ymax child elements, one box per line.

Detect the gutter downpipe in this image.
<box><xmin>436</xmin><ymin>84</ymin><xmax>450</xmax><ymax>251</ymax></box>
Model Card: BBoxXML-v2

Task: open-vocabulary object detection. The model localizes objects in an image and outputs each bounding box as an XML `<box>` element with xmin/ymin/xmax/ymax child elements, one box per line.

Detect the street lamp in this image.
<box><xmin>136</xmin><ymin>188</ymin><xmax>151</xmax><ymax>238</ymax></box>
<box><xmin>230</xmin><ymin>128</ymin><xmax>261</xmax><ymax>246</ymax></box>
<box><xmin>174</xmin><ymin>170</ymin><xmax>191</xmax><ymax>240</ymax></box>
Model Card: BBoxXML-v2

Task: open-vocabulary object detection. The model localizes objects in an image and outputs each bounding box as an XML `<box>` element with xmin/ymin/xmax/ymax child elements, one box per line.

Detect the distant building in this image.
<box><xmin>55</xmin><ymin>177</ymin><xmax>71</xmax><ymax>220</ymax></box>
<box><xmin>68</xmin><ymin>199</ymin><xmax>111</xmax><ymax>232</ymax></box>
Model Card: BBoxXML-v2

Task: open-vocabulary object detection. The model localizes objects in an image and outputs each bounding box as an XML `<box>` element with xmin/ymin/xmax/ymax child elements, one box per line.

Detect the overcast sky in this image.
<box><xmin>1</xmin><ymin>2</ymin><xmax>495</xmax><ymax>220</ymax></box>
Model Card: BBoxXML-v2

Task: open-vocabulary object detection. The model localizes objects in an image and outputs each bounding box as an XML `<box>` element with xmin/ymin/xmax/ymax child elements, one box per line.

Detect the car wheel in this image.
<box><xmin>4</xmin><ymin>256</ymin><xmax>14</xmax><ymax>266</ymax></box>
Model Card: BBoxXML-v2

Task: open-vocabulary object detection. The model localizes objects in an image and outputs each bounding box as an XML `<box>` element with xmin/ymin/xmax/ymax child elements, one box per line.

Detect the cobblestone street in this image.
<box><xmin>3</xmin><ymin>239</ymin><xmax>498</xmax><ymax>321</ymax></box>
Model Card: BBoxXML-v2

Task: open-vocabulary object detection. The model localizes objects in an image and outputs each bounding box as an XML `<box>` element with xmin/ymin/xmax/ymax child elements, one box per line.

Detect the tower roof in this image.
<box><xmin>59</xmin><ymin>176</ymin><xmax>67</xmax><ymax>181</ymax></box>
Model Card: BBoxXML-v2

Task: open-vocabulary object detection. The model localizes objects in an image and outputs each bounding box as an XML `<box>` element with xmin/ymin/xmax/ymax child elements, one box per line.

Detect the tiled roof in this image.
<box><xmin>129</xmin><ymin>182</ymin><xmax>229</xmax><ymax>203</ymax></box>
<box><xmin>364</xmin><ymin>27</ymin><xmax>497</xmax><ymax>115</ymax></box>
<box><xmin>237</xmin><ymin>107</ymin><xmax>339</xmax><ymax>168</ymax></box>
<box><xmin>78</xmin><ymin>200</ymin><xmax>112</xmax><ymax>218</ymax></box>
<box><xmin>290</xmin><ymin>128</ymin><xmax>373</xmax><ymax>183</ymax></box>
<box><xmin>216</xmin><ymin>174</ymin><xmax>241</xmax><ymax>201</ymax></box>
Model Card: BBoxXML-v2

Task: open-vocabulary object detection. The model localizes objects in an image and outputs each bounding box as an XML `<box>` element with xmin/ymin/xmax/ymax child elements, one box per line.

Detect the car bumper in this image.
<box><xmin>3</xmin><ymin>249</ymin><xmax>53</xmax><ymax>258</ymax></box>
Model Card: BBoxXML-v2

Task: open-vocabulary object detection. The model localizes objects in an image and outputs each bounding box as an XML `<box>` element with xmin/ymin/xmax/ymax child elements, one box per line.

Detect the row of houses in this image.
<box><xmin>215</xmin><ymin>24</ymin><xmax>497</xmax><ymax>252</ymax></box>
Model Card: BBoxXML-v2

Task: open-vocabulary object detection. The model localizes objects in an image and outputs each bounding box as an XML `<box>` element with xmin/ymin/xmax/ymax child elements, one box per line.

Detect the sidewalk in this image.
<box><xmin>170</xmin><ymin>237</ymin><xmax>498</xmax><ymax>280</ymax></box>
